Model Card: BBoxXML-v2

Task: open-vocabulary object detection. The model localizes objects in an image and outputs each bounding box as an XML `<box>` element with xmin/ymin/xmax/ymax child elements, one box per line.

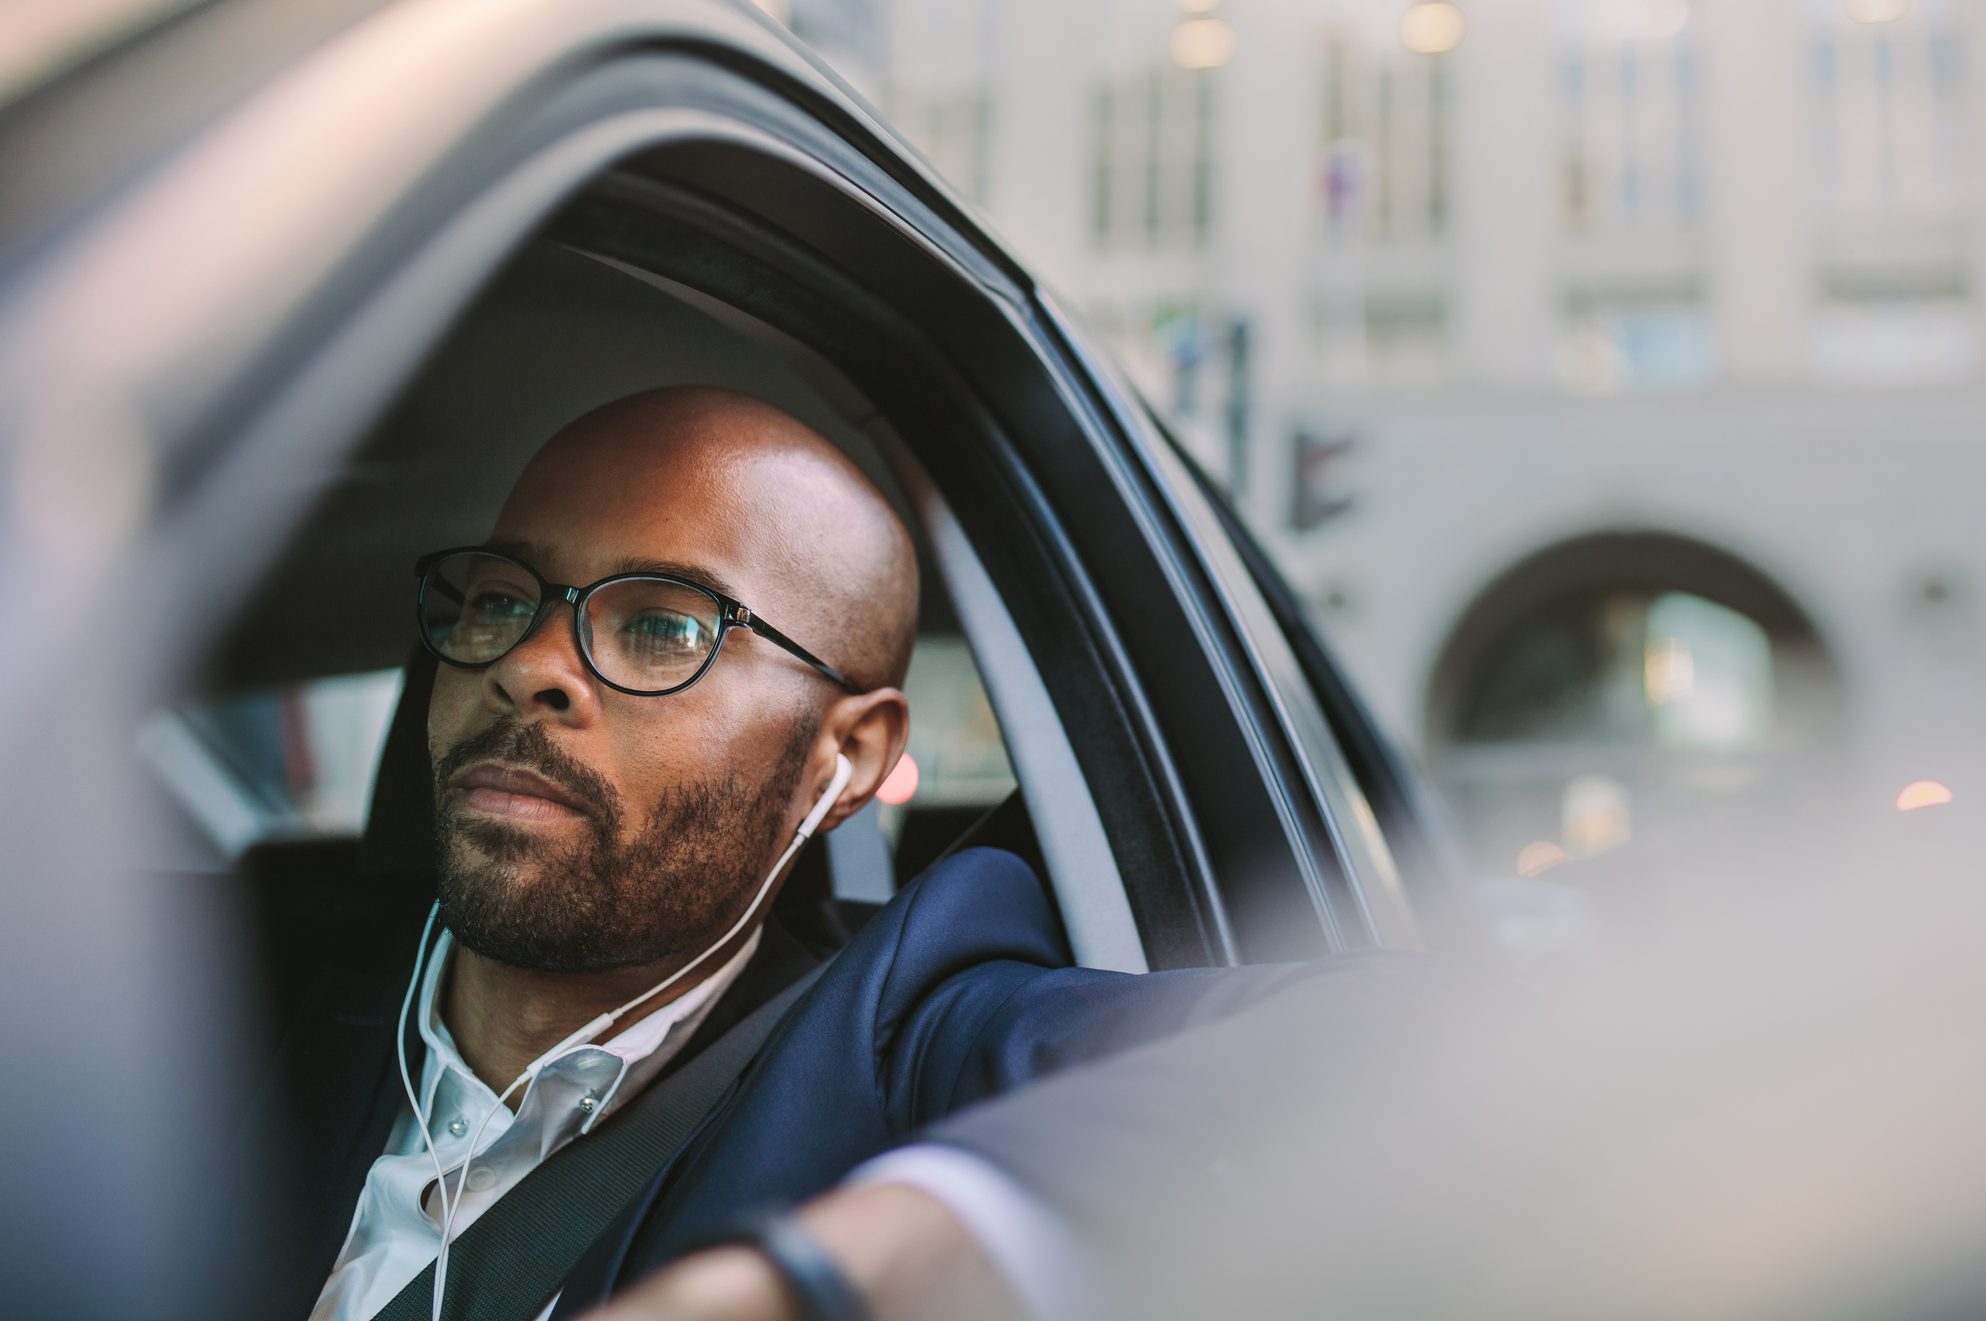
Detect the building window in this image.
<box><xmin>1559</xmin><ymin>296</ymin><xmax>1714</xmax><ymax>392</ymax></box>
<box><xmin>1090</xmin><ymin>65</ymin><xmax>1215</xmax><ymax>251</ymax></box>
<box><xmin>1319</xmin><ymin>25</ymin><xmax>1450</xmax><ymax>244</ymax></box>
<box><xmin>1809</xmin><ymin>0</ymin><xmax>1965</xmax><ymax>229</ymax></box>
<box><xmin>886</xmin><ymin>87</ymin><xmax>992</xmax><ymax>201</ymax></box>
<box><xmin>1312</xmin><ymin>16</ymin><xmax>1454</xmax><ymax>387</ymax></box>
<box><xmin>1309</xmin><ymin>297</ymin><xmax>1450</xmax><ymax>387</ymax></box>
<box><xmin>1811</xmin><ymin>290</ymin><xmax>1980</xmax><ymax>385</ymax></box>
<box><xmin>1558</xmin><ymin>0</ymin><xmax>1704</xmax><ymax>236</ymax></box>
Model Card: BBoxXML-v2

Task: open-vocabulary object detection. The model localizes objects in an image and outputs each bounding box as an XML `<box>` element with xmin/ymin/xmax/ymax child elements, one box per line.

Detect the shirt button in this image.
<box><xmin>465</xmin><ymin>1166</ymin><xmax>497</xmax><ymax>1192</ymax></box>
<box><xmin>446</xmin><ymin>1118</ymin><xmax>468</xmax><ymax>1138</ymax></box>
<box><xmin>577</xmin><ymin>1091</ymin><xmax>599</xmax><ymax>1115</ymax></box>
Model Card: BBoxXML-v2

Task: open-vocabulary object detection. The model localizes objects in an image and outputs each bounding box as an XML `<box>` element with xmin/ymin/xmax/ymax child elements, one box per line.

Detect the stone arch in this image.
<box><xmin>1426</xmin><ymin>530</ymin><xmax>1842</xmax><ymax>748</ymax></box>
<box><xmin>1421</xmin><ymin>530</ymin><xmax>1845</xmax><ymax>878</ymax></box>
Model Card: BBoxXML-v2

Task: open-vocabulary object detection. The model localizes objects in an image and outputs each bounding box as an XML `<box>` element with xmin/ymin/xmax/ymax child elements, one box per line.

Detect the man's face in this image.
<box><xmin>426</xmin><ymin>406</ymin><xmax>839</xmax><ymax>974</ymax></box>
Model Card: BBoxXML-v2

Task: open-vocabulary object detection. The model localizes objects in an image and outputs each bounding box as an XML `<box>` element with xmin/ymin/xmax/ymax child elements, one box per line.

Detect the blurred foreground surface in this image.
<box><xmin>1002</xmin><ymin>788</ymin><xmax>1986</xmax><ymax>1320</ymax></box>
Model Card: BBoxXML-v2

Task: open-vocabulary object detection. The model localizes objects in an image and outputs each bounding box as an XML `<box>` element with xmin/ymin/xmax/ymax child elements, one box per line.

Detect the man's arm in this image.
<box><xmin>586</xmin><ymin>1179</ymin><xmax>1022</xmax><ymax>1321</ymax></box>
<box><xmin>587</xmin><ymin>951</ymin><xmax>1439</xmax><ymax>1321</ymax></box>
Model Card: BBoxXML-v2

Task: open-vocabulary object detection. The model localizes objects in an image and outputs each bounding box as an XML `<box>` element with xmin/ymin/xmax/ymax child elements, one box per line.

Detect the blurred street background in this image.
<box><xmin>162</xmin><ymin>0</ymin><xmax>1985</xmax><ymax>932</ymax></box>
<box><xmin>772</xmin><ymin>0</ymin><xmax>1985</xmax><ymax>892</ymax></box>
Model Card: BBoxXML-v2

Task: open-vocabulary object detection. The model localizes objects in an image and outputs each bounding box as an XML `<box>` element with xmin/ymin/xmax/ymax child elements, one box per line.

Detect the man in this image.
<box><xmin>287</xmin><ymin>386</ymin><xmax>1351</xmax><ymax>1321</ymax></box>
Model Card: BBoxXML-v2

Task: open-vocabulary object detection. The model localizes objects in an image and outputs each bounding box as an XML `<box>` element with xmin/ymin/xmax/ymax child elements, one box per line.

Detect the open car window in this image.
<box><xmin>175</xmin><ymin>239</ymin><xmax>1066</xmax><ymax>929</ymax></box>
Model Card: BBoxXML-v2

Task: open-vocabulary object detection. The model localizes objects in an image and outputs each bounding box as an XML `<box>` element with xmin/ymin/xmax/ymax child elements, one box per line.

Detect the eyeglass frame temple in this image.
<box><xmin>724</xmin><ymin>605</ymin><xmax>862</xmax><ymax>694</ymax></box>
<box><xmin>413</xmin><ymin>550</ymin><xmax>864</xmax><ymax>695</ymax></box>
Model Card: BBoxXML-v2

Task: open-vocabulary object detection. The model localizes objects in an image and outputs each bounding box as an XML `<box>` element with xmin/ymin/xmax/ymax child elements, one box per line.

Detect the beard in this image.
<box><xmin>430</xmin><ymin>715</ymin><xmax>815</xmax><ymax>973</ymax></box>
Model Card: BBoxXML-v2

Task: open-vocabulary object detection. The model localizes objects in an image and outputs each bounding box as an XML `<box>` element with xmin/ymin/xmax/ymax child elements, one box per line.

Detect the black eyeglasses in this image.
<box><xmin>414</xmin><ymin>547</ymin><xmax>860</xmax><ymax>697</ymax></box>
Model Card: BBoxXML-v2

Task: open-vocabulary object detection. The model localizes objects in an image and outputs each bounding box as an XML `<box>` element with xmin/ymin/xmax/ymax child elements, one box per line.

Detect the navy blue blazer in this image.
<box><xmin>272</xmin><ymin>845</ymin><xmax>1329</xmax><ymax>1319</ymax></box>
<box><xmin>549</xmin><ymin>845</ymin><xmax>1334</xmax><ymax>1314</ymax></box>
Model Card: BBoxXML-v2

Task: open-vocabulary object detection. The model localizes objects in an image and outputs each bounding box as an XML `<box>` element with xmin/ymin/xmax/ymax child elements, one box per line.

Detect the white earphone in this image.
<box><xmin>399</xmin><ymin>752</ymin><xmax>854</xmax><ymax>1320</ymax></box>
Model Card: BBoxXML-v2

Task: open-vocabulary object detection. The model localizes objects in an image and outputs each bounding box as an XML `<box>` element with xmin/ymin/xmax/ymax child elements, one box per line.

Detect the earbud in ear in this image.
<box><xmin>797</xmin><ymin>753</ymin><xmax>855</xmax><ymax>842</ymax></box>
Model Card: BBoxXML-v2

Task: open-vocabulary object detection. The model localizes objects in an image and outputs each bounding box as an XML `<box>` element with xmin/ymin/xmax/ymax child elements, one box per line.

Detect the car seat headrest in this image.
<box><xmin>359</xmin><ymin>649</ymin><xmax>440</xmax><ymax>881</ymax></box>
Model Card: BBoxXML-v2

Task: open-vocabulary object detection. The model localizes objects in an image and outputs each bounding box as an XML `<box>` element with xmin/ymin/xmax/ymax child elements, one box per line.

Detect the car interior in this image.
<box><xmin>136</xmin><ymin>58</ymin><xmax>1449</xmax><ymax>1052</ymax></box>
<box><xmin>149</xmin><ymin>232</ymin><xmax>1142</xmax><ymax>1031</ymax></box>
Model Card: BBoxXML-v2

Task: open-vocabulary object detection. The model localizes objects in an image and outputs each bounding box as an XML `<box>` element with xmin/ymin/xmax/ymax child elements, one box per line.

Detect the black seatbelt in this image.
<box><xmin>373</xmin><ymin>960</ymin><xmax>829</xmax><ymax>1321</ymax></box>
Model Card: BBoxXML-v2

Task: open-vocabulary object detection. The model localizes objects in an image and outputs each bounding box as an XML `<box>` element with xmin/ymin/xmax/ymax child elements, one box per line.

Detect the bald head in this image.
<box><xmin>505</xmin><ymin>386</ymin><xmax>919</xmax><ymax>692</ymax></box>
<box><xmin>425</xmin><ymin>386</ymin><xmax>920</xmax><ymax>974</ymax></box>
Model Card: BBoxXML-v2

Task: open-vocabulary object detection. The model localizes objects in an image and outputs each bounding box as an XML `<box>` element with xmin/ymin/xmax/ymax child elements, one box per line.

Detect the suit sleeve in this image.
<box><xmin>867</xmin><ymin>847</ymin><xmax>1334</xmax><ymax>1135</ymax></box>
<box><xmin>856</xmin><ymin>848</ymin><xmax>1450</xmax><ymax>1316</ymax></box>
<box><xmin>869</xmin><ymin>845</ymin><xmax>1436</xmax><ymax>1168</ymax></box>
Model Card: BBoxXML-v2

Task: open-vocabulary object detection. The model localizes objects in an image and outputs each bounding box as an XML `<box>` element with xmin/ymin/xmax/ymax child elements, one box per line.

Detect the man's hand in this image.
<box><xmin>586</xmin><ymin>1182</ymin><xmax>1027</xmax><ymax>1321</ymax></box>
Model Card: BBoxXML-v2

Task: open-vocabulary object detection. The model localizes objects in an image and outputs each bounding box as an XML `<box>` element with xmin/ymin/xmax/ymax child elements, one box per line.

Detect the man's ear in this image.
<box><xmin>813</xmin><ymin>687</ymin><xmax>910</xmax><ymax>834</ymax></box>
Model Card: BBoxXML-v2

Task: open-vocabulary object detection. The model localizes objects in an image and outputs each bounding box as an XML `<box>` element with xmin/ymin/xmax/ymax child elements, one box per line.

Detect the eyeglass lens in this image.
<box><xmin>420</xmin><ymin>551</ymin><xmax>723</xmax><ymax>692</ymax></box>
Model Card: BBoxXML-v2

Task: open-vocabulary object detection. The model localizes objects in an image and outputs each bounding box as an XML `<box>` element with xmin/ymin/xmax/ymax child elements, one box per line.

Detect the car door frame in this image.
<box><xmin>2</xmin><ymin>0</ymin><xmax>1418</xmax><ymax>970</ymax></box>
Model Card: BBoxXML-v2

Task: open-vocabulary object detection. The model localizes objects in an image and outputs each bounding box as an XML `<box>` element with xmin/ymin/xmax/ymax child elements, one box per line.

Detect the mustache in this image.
<box><xmin>431</xmin><ymin>717</ymin><xmax>620</xmax><ymax>826</ymax></box>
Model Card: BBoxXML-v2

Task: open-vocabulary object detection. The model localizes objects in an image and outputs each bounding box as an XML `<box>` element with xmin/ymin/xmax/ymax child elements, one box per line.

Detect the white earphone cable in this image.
<box><xmin>430</xmin><ymin>1069</ymin><xmax>526</xmax><ymax>1321</ymax></box>
<box><xmin>397</xmin><ymin>903</ymin><xmax>454</xmax><ymax>1227</ymax></box>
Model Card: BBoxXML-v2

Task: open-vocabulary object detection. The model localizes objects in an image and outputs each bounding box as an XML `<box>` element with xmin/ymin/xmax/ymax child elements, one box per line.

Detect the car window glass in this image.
<box><xmin>887</xmin><ymin>633</ymin><xmax>1016</xmax><ymax>878</ymax></box>
<box><xmin>140</xmin><ymin>668</ymin><xmax>403</xmax><ymax>866</ymax></box>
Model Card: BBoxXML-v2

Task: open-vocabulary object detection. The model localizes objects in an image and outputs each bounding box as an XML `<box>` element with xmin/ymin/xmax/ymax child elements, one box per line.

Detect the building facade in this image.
<box><xmin>815</xmin><ymin>0</ymin><xmax>1986</xmax><ymax>878</ymax></box>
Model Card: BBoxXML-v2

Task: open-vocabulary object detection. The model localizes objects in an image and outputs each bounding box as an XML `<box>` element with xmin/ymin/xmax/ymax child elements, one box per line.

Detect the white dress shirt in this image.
<box><xmin>309</xmin><ymin>928</ymin><xmax>761</xmax><ymax>1321</ymax></box>
<box><xmin>308</xmin><ymin>925</ymin><xmax>1079</xmax><ymax>1321</ymax></box>
<box><xmin>845</xmin><ymin>1145</ymin><xmax>1090</xmax><ymax>1321</ymax></box>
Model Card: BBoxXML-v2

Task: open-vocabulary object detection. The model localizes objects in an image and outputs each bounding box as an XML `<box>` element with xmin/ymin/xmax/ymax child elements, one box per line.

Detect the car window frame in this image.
<box><xmin>1141</xmin><ymin>401</ymin><xmax>1465</xmax><ymax>913</ymax></box>
<box><xmin>1034</xmin><ymin>294</ymin><xmax>1423</xmax><ymax>951</ymax></box>
<box><xmin>2</xmin><ymin>9</ymin><xmax>1423</xmax><ymax>1313</ymax></box>
<box><xmin>6</xmin><ymin>0</ymin><xmax>1413</xmax><ymax>966</ymax></box>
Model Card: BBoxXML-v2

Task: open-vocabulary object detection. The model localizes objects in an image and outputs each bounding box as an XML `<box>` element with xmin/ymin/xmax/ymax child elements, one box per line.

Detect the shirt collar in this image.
<box><xmin>415</xmin><ymin>924</ymin><xmax>764</xmax><ymax>1125</ymax></box>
